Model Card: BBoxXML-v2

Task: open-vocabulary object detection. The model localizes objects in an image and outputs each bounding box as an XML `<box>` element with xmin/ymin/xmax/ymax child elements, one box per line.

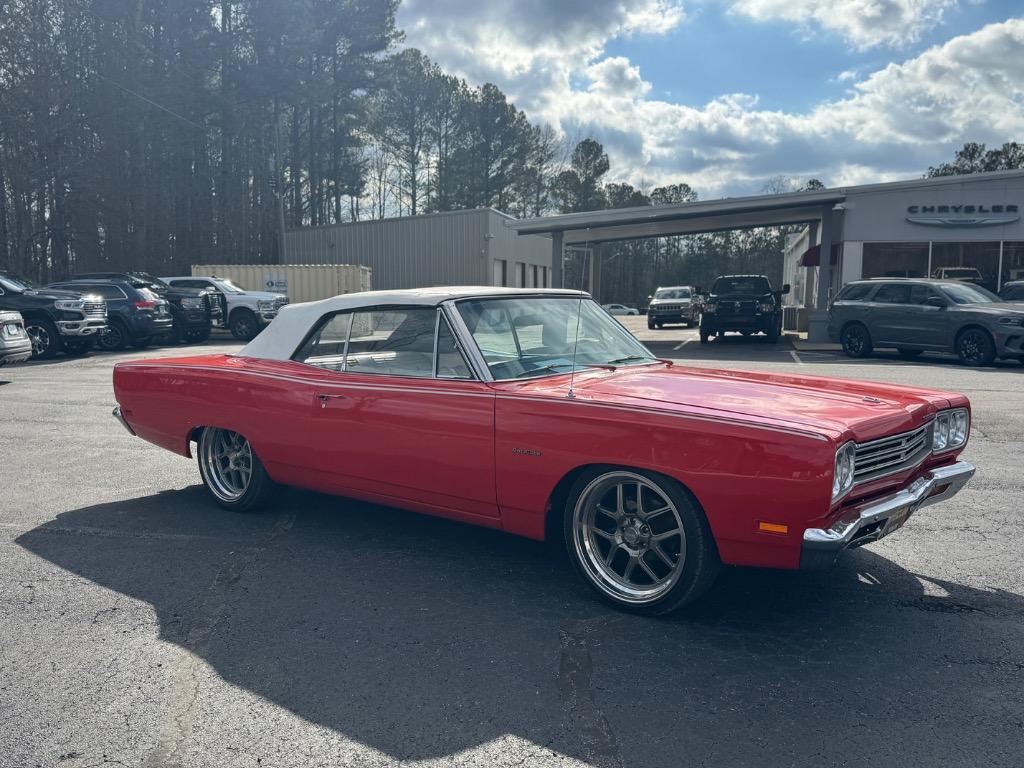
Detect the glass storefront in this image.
<box><xmin>862</xmin><ymin>241</ymin><xmax>1021</xmax><ymax>292</ymax></box>
<box><xmin>862</xmin><ymin>243</ymin><xmax>929</xmax><ymax>279</ymax></box>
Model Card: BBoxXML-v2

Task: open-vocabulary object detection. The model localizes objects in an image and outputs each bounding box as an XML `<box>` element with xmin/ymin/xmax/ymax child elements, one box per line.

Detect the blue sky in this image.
<box><xmin>400</xmin><ymin>1</ymin><xmax>1024</xmax><ymax>197</ymax></box>
<box><xmin>605</xmin><ymin>0</ymin><xmax>1022</xmax><ymax>111</ymax></box>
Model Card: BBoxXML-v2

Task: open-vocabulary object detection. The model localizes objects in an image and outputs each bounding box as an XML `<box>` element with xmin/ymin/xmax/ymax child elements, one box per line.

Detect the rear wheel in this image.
<box><xmin>956</xmin><ymin>328</ymin><xmax>995</xmax><ymax>366</ymax></box>
<box><xmin>197</xmin><ymin>427</ymin><xmax>274</xmax><ymax>512</ymax></box>
<box><xmin>97</xmin><ymin>321</ymin><xmax>129</xmax><ymax>351</ymax></box>
<box><xmin>840</xmin><ymin>322</ymin><xmax>873</xmax><ymax>358</ymax></box>
<box><xmin>24</xmin><ymin>318</ymin><xmax>62</xmax><ymax>359</ymax></box>
<box><xmin>564</xmin><ymin>468</ymin><xmax>720</xmax><ymax>615</ymax></box>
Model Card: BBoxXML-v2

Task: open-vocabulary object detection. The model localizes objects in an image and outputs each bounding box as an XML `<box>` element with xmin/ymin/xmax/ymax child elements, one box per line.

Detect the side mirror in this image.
<box><xmin>646</xmin><ymin>295</ymin><xmax>653</xmax><ymax>301</ymax></box>
<box><xmin>925</xmin><ymin>296</ymin><xmax>946</xmax><ymax>308</ymax></box>
<box><xmin>782</xmin><ymin>284</ymin><xmax>791</xmax><ymax>295</ymax></box>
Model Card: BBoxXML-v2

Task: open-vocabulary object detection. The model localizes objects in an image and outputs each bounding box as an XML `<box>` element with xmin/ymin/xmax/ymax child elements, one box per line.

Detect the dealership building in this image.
<box><xmin>510</xmin><ymin>168</ymin><xmax>1024</xmax><ymax>339</ymax></box>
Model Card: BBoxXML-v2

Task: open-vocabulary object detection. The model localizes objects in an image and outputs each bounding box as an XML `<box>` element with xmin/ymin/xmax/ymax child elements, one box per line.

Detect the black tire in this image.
<box><xmin>955</xmin><ymin>327</ymin><xmax>996</xmax><ymax>366</ymax></box>
<box><xmin>183</xmin><ymin>327</ymin><xmax>211</xmax><ymax>344</ymax></box>
<box><xmin>61</xmin><ymin>338</ymin><xmax>94</xmax><ymax>356</ymax></box>
<box><xmin>699</xmin><ymin>329</ymin><xmax>710</xmax><ymax>344</ymax></box>
<box><xmin>24</xmin><ymin>318</ymin><xmax>62</xmax><ymax>360</ymax></box>
<box><xmin>897</xmin><ymin>348</ymin><xmax>923</xmax><ymax>359</ymax></box>
<box><xmin>840</xmin><ymin>322</ymin><xmax>873</xmax><ymax>358</ymax></box>
<box><xmin>766</xmin><ymin>324</ymin><xmax>780</xmax><ymax>343</ymax></box>
<box><xmin>230</xmin><ymin>309</ymin><xmax>260</xmax><ymax>341</ymax></box>
<box><xmin>196</xmin><ymin>427</ymin><xmax>275</xmax><ymax>512</ymax></box>
<box><xmin>97</xmin><ymin>321</ymin><xmax>129</xmax><ymax>351</ymax></box>
<box><xmin>562</xmin><ymin>467</ymin><xmax>720</xmax><ymax>616</ymax></box>
<box><xmin>647</xmin><ymin>320</ymin><xmax>656</xmax><ymax>330</ymax></box>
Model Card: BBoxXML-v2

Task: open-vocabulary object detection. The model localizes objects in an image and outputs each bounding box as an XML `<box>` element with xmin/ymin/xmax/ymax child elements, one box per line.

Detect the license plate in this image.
<box><xmin>881</xmin><ymin>503</ymin><xmax>914</xmax><ymax>537</ymax></box>
<box><xmin>3</xmin><ymin>323</ymin><xmax>24</xmax><ymax>338</ymax></box>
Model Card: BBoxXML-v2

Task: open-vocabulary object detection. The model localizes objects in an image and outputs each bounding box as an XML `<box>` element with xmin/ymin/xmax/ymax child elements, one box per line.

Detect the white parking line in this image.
<box><xmin>673</xmin><ymin>340</ymin><xmax>691</xmax><ymax>351</ymax></box>
<box><xmin>789</xmin><ymin>350</ymin><xmax>804</xmax><ymax>365</ymax></box>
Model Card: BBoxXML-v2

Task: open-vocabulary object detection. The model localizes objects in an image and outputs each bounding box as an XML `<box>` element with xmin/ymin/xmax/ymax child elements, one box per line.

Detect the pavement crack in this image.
<box><xmin>558</xmin><ymin>618</ymin><xmax>624</xmax><ymax>768</ymax></box>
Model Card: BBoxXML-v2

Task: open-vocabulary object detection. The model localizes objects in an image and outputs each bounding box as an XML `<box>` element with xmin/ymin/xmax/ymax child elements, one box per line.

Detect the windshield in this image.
<box><xmin>940</xmin><ymin>268</ymin><xmax>982</xmax><ymax>278</ymax></box>
<box><xmin>456</xmin><ymin>297</ymin><xmax>655</xmax><ymax>380</ymax></box>
<box><xmin>712</xmin><ymin>276</ymin><xmax>772</xmax><ymax>295</ymax></box>
<box><xmin>939</xmin><ymin>283</ymin><xmax>1002</xmax><ymax>305</ymax></box>
<box><xmin>654</xmin><ymin>288</ymin><xmax>691</xmax><ymax>300</ymax></box>
<box><xmin>212</xmin><ymin>278</ymin><xmax>244</xmax><ymax>293</ymax></box>
<box><xmin>134</xmin><ymin>272</ymin><xmax>169</xmax><ymax>290</ymax></box>
<box><xmin>0</xmin><ymin>274</ymin><xmax>35</xmax><ymax>292</ymax></box>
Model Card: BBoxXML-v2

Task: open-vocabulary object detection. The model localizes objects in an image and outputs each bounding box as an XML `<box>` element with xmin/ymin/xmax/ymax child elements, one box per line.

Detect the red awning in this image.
<box><xmin>798</xmin><ymin>243</ymin><xmax>840</xmax><ymax>267</ymax></box>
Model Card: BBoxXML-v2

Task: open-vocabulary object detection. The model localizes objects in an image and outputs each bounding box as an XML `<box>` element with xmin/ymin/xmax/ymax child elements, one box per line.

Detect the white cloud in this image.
<box><xmin>399</xmin><ymin>0</ymin><xmax>1024</xmax><ymax>198</ymax></box>
<box><xmin>727</xmin><ymin>0</ymin><xmax>958</xmax><ymax>49</ymax></box>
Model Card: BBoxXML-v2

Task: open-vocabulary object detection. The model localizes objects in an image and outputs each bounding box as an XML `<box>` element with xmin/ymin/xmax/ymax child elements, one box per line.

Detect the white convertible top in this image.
<box><xmin>239</xmin><ymin>286</ymin><xmax>588</xmax><ymax>361</ymax></box>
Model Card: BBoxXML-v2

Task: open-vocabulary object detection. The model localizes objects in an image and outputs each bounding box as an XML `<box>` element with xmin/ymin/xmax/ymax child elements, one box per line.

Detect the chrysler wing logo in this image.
<box><xmin>906</xmin><ymin>204</ymin><xmax>1019</xmax><ymax>228</ymax></box>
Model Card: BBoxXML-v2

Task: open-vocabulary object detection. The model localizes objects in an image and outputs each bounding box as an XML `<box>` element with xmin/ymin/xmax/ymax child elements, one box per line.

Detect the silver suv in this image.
<box><xmin>828</xmin><ymin>279</ymin><xmax>1024</xmax><ymax>366</ymax></box>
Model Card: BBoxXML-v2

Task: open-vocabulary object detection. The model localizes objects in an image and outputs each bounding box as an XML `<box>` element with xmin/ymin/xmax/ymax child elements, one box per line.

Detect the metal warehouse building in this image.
<box><xmin>284</xmin><ymin>208</ymin><xmax>553</xmax><ymax>290</ymax></box>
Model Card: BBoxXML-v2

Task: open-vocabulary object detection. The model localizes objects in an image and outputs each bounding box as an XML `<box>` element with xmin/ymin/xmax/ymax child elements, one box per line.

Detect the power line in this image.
<box><xmin>90</xmin><ymin>68</ymin><xmax>205</xmax><ymax>130</ymax></box>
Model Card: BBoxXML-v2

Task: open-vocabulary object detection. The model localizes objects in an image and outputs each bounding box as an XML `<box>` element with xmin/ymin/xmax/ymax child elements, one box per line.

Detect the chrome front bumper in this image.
<box><xmin>112</xmin><ymin>406</ymin><xmax>136</xmax><ymax>436</ymax></box>
<box><xmin>800</xmin><ymin>461</ymin><xmax>975</xmax><ymax>569</ymax></box>
<box><xmin>58</xmin><ymin>318</ymin><xmax>107</xmax><ymax>336</ymax></box>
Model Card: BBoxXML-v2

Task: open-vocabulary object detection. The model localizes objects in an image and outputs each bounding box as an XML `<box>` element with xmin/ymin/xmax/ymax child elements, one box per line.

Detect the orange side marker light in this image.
<box><xmin>758</xmin><ymin>521</ymin><xmax>789</xmax><ymax>534</ymax></box>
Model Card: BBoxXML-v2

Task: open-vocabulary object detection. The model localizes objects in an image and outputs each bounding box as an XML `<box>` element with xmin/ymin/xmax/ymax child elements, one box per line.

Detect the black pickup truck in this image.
<box><xmin>0</xmin><ymin>272</ymin><xmax>108</xmax><ymax>358</ymax></box>
<box><xmin>699</xmin><ymin>274</ymin><xmax>789</xmax><ymax>344</ymax></box>
<box><xmin>74</xmin><ymin>271</ymin><xmax>219</xmax><ymax>343</ymax></box>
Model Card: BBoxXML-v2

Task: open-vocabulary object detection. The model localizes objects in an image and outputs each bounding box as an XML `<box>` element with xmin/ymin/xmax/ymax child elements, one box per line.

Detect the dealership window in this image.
<box><xmin>930</xmin><ymin>241</ymin><xmax>1000</xmax><ymax>291</ymax></box>
<box><xmin>541</xmin><ymin>266</ymin><xmax>548</xmax><ymax>287</ymax></box>
<box><xmin>1002</xmin><ymin>242</ymin><xmax>1024</xmax><ymax>286</ymax></box>
<box><xmin>862</xmin><ymin>243</ymin><xmax>929</xmax><ymax>279</ymax></box>
<box><xmin>516</xmin><ymin>262</ymin><xmax>527</xmax><ymax>287</ymax></box>
<box><xmin>531</xmin><ymin>264</ymin><xmax>539</xmax><ymax>288</ymax></box>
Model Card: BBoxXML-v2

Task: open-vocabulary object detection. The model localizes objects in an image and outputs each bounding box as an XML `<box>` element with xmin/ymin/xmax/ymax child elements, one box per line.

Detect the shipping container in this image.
<box><xmin>190</xmin><ymin>264</ymin><xmax>372</xmax><ymax>303</ymax></box>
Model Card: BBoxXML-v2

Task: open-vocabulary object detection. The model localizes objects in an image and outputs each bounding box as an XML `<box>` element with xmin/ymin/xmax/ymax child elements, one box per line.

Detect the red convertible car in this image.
<box><xmin>112</xmin><ymin>288</ymin><xmax>975</xmax><ymax>615</ymax></box>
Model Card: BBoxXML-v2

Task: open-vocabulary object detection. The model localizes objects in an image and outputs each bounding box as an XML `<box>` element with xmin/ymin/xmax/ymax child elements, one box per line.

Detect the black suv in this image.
<box><xmin>699</xmin><ymin>274</ymin><xmax>789</xmax><ymax>344</ymax></box>
<box><xmin>73</xmin><ymin>272</ymin><xmax>218</xmax><ymax>343</ymax></box>
<box><xmin>0</xmin><ymin>272</ymin><xmax>108</xmax><ymax>359</ymax></box>
<box><xmin>1001</xmin><ymin>281</ymin><xmax>1024</xmax><ymax>302</ymax></box>
<box><xmin>47</xmin><ymin>278</ymin><xmax>173</xmax><ymax>351</ymax></box>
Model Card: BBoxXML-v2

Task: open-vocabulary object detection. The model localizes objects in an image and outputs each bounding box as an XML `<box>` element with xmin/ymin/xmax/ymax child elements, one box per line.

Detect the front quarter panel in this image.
<box><xmin>494</xmin><ymin>389</ymin><xmax>834</xmax><ymax>569</ymax></box>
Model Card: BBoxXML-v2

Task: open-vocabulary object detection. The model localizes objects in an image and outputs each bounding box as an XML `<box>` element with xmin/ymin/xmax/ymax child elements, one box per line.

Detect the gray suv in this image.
<box><xmin>828</xmin><ymin>279</ymin><xmax>1024</xmax><ymax>366</ymax></box>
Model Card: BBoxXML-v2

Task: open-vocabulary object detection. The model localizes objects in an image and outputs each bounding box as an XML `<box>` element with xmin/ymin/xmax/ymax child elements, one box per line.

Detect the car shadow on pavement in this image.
<box><xmin>16</xmin><ymin>487</ymin><xmax>1024</xmax><ymax>766</ymax></box>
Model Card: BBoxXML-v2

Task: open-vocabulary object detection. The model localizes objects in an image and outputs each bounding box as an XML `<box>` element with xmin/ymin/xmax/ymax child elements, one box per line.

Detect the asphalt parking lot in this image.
<box><xmin>2</xmin><ymin>328</ymin><xmax>1023</xmax><ymax>768</ymax></box>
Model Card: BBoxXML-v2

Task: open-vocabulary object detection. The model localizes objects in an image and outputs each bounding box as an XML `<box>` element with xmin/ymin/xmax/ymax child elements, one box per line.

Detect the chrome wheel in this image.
<box><xmin>572</xmin><ymin>471</ymin><xmax>687</xmax><ymax>605</ymax></box>
<box><xmin>200</xmin><ymin>428</ymin><xmax>253</xmax><ymax>502</ymax></box>
<box><xmin>26</xmin><ymin>324</ymin><xmax>52</xmax><ymax>356</ymax></box>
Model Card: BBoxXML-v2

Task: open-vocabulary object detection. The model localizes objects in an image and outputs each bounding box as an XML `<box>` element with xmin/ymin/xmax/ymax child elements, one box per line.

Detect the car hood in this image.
<box><xmin>650</xmin><ymin>298</ymin><xmax>692</xmax><ymax>305</ymax></box>
<box><xmin>31</xmin><ymin>287</ymin><xmax>92</xmax><ymax>301</ymax></box>
<box><xmin>516</xmin><ymin>364</ymin><xmax>964</xmax><ymax>442</ymax></box>
<box><xmin>708</xmin><ymin>292</ymin><xmax>772</xmax><ymax>301</ymax></box>
<box><xmin>236</xmin><ymin>290</ymin><xmax>284</xmax><ymax>301</ymax></box>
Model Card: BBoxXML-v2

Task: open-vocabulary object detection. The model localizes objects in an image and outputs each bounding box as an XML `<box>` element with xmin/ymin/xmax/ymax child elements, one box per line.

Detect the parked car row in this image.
<box><xmin>0</xmin><ymin>270</ymin><xmax>290</xmax><ymax>363</ymax></box>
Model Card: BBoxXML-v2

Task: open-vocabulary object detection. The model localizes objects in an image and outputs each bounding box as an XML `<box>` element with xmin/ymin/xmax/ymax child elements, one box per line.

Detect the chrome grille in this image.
<box><xmin>854</xmin><ymin>423</ymin><xmax>932</xmax><ymax>481</ymax></box>
<box><xmin>83</xmin><ymin>300</ymin><xmax>107</xmax><ymax>319</ymax></box>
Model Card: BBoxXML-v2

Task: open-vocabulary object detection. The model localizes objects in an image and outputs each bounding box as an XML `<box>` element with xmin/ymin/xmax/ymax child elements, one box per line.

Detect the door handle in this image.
<box><xmin>317</xmin><ymin>393</ymin><xmax>347</xmax><ymax>408</ymax></box>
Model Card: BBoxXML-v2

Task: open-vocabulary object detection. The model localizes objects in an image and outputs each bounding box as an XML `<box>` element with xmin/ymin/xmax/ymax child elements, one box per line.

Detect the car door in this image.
<box><xmin>900</xmin><ymin>284</ymin><xmax>952</xmax><ymax>349</ymax></box>
<box><xmin>293</xmin><ymin>305</ymin><xmax>499</xmax><ymax>519</ymax></box>
<box><xmin>867</xmin><ymin>283</ymin><xmax>913</xmax><ymax>345</ymax></box>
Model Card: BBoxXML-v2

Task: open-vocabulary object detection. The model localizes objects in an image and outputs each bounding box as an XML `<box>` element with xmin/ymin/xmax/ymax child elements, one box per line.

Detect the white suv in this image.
<box><xmin>161</xmin><ymin>276</ymin><xmax>288</xmax><ymax>341</ymax></box>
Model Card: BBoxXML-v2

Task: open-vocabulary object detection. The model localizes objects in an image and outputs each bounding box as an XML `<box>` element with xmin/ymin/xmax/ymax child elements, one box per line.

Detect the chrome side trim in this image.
<box><xmin>112</xmin><ymin>406</ymin><xmax>137</xmax><ymax>436</ymax></box>
<box><xmin>802</xmin><ymin>461</ymin><xmax>974</xmax><ymax>568</ymax></box>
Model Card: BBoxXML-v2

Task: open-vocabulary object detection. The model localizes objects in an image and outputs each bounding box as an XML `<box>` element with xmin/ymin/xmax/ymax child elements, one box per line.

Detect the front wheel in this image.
<box><xmin>563</xmin><ymin>468</ymin><xmax>720</xmax><ymax>615</ymax></box>
<box><xmin>24</xmin><ymin>319</ymin><xmax>62</xmax><ymax>359</ymax></box>
<box><xmin>197</xmin><ymin>427</ymin><xmax>274</xmax><ymax>512</ymax></box>
<box><xmin>699</xmin><ymin>329</ymin><xmax>710</xmax><ymax>344</ymax></box>
<box><xmin>956</xmin><ymin>328</ymin><xmax>995</xmax><ymax>366</ymax></box>
<box><xmin>230</xmin><ymin>310</ymin><xmax>260</xmax><ymax>341</ymax></box>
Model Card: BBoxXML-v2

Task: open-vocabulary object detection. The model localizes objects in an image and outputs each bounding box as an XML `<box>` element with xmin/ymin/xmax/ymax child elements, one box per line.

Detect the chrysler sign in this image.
<box><xmin>906</xmin><ymin>203</ymin><xmax>1019</xmax><ymax>228</ymax></box>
